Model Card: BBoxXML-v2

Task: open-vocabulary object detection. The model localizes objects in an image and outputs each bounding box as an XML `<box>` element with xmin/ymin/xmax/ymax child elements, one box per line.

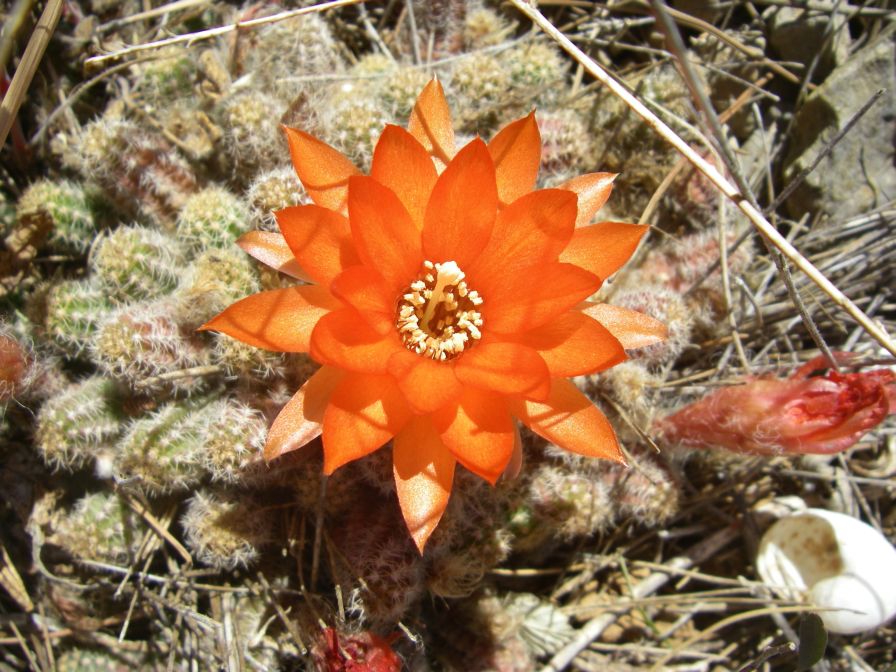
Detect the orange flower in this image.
<box><xmin>202</xmin><ymin>80</ymin><xmax>666</xmax><ymax>551</ymax></box>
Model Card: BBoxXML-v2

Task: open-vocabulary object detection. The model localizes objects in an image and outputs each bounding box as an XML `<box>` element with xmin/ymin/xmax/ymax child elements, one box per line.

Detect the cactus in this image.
<box><xmin>382</xmin><ymin>67</ymin><xmax>433</xmax><ymax>119</ymax></box>
<box><xmin>425</xmin><ymin>472</ymin><xmax>513</xmax><ymax>598</ymax></box>
<box><xmin>330</xmin><ymin>487</ymin><xmax>426</xmax><ymax>629</ymax></box>
<box><xmin>246</xmin><ymin>166</ymin><xmax>308</xmax><ymax>230</ymax></box>
<box><xmin>463</xmin><ymin>8</ymin><xmax>513</xmax><ymax>49</ymax></box>
<box><xmin>91</xmin><ymin>225</ymin><xmax>184</xmax><ymax>302</ymax></box>
<box><xmin>16</xmin><ymin>179</ymin><xmax>97</xmax><ymax>254</ymax></box>
<box><xmin>218</xmin><ymin>93</ymin><xmax>285</xmax><ymax>179</ymax></box>
<box><xmin>537</xmin><ymin>109</ymin><xmax>595</xmax><ymax>183</ymax></box>
<box><xmin>56</xmin><ymin>648</ymin><xmax>135</xmax><ymax>672</ymax></box>
<box><xmin>50</xmin><ymin>491</ymin><xmax>146</xmax><ymax>564</ymax></box>
<box><xmin>508</xmin><ymin>462</ymin><xmax>614</xmax><ymax>554</ymax></box>
<box><xmin>506</xmin><ymin>41</ymin><xmax>568</xmax><ymax>105</ymax></box>
<box><xmin>612</xmin><ymin>286</ymin><xmax>696</xmax><ymax>367</ymax></box>
<box><xmin>35</xmin><ymin>376</ymin><xmax>124</xmax><ymax>471</ymax></box>
<box><xmin>450</xmin><ymin>53</ymin><xmax>511</xmax><ymax>132</ymax></box>
<box><xmin>210</xmin><ymin>332</ymin><xmax>287</xmax><ymax>379</ymax></box>
<box><xmin>199</xmin><ymin>398</ymin><xmax>268</xmax><ymax>485</ymax></box>
<box><xmin>175</xmin><ymin>186</ymin><xmax>251</xmax><ymax>255</ymax></box>
<box><xmin>114</xmin><ymin>400</ymin><xmax>211</xmax><ymax>495</ymax></box>
<box><xmin>175</xmin><ymin>246</ymin><xmax>260</xmax><ymax>327</ymax></box>
<box><xmin>44</xmin><ymin>279</ymin><xmax>114</xmax><ymax>354</ymax></box>
<box><xmin>181</xmin><ymin>489</ymin><xmax>275</xmax><ymax>571</ymax></box>
<box><xmin>133</xmin><ymin>47</ymin><xmax>197</xmax><ymax>101</ymax></box>
<box><xmin>323</xmin><ymin>97</ymin><xmax>391</xmax><ymax>169</ymax></box>
<box><xmin>92</xmin><ymin>298</ymin><xmax>212</xmax><ymax>393</ymax></box>
<box><xmin>61</xmin><ymin>116</ymin><xmax>198</xmax><ymax>225</ymax></box>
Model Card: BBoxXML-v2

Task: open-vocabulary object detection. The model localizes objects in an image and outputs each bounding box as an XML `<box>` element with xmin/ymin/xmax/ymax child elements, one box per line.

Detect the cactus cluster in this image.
<box><xmin>0</xmin><ymin>2</ymin><xmax>805</xmax><ymax>669</ymax></box>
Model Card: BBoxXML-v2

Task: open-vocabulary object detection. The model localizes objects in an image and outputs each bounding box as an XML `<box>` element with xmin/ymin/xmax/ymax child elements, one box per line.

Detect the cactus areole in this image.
<box><xmin>201</xmin><ymin>80</ymin><xmax>667</xmax><ymax>552</ymax></box>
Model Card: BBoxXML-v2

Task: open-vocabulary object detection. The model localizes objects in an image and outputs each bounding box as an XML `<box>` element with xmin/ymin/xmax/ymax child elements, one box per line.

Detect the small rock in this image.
<box><xmin>764</xmin><ymin>6</ymin><xmax>850</xmax><ymax>80</ymax></box>
<box><xmin>783</xmin><ymin>33</ymin><xmax>896</xmax><ymax>221</ymax></box>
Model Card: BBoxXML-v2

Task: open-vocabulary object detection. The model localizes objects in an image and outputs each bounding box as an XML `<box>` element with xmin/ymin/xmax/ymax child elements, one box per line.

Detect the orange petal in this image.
<box><xmin>348</xmin><ymin>176</ymin><xmax>423</xmax><ymax>290</ymax></box>
<box><xmin>422</xmin><ymin>138</ymin><xmax>497</xmax><ymax>269</ymax></box>
<box><xmin>199</xmin><ymin>286</ymin><xmax>339</xmax><ymax>352</ymax></box>
<box><xmin>408</xmin><ymin>78</ymin><xmax>456</xmax><ymax>166</ymax></box>
<box><xmin>488</xmin><ymin>112</ymin><xmax>541</xmax><ymax>206</ymax></box>
<box><xmin>470</xmin><ymin>188</ymin><xmax>577</xmax><ymax>285</ymax></box>
<box><xmin>322</xmin><ymin>372</ymin><xmax>411</xmax><ymax>474</ymax></box>
<box><xmin>432</xmin><ymin>387</ymin><xmax>514</xmax><ymax>484</ymax></box>
<box><xmin>582</xmin><ymin>303</ymin><xmax>668</xmax><ymax>350</ymax></box>
<box><xmin>454</xmin><ymin>340</ymin><xmax>550</xmax><ymax>400</ymax></box>
<box><xmin>509</xmin><ymin>377</ymin><xmax>624</xmax><ymax>462</ymax></box>
<box><xmin>558</xmin><ymin>172</ymin><xmax>617</xmax><ymax>228</ymax></box>
<box><xmin>481</xmin><ymin>262</ymin><xmax>602</xmax><ymax>334</ymax></box>
<box><xmin>237</xmin><ymin>231</ymin><xmax>310</xmax><ymax>281</ymax></box>
<box><xmin>512</xmin><ymin>311</ymin><xmax>627</xmax><ymax>377</ymax></box>
<box><xmin>329</xmin><ymin>265</ymin><xmax>395</xmax><ymax>319</ymax></box>
<box><xmin>393</xmin><ymin>415</ymin><xmax>456</xmax><ymax>553</ymax></box>
<box><xmin>310</xmin><ymin>308</ymin><xmax>402</xmax><ymax>374</ymax></box>
<box><xmin>264</xmin><ymin>366</ymin><xmax>344</xmax><ymax>461</ymax></box>
<box><xmin>371</xmin><ymin>125</ymin><xmax>438</xmax><ymax>230</ymax></box>
<box><xmin>276</xmin><ymin>205</ymin><xmax>359</xmax><ymax>286</ymax></box>
<box><xmin>560</xmin><ymin>222</ymin><xmax>648</xmax><ymax>279</ymax></box>
<box><xmin>283</xmin><ymin>126</ymin><xmax>360</xmax><ymax>215</ymax></box>
<box><xmin>389</xmin><ymin>348</ymin><xmax>462</xmax><ymax>414</ymax></box>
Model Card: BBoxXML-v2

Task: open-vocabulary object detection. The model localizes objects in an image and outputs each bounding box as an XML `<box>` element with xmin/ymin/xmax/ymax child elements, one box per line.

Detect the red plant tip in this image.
<box><xmin>0</xmin><ymin>334</ymin><xmax>30</xmax><ymax>403</ymax></box>
<box><xmin>655</xmin><ymin>354</ymin><xmax>895</xmax><ymax>456</ymax></box>
<box><xmin>315</xmin><ymin>628</ymin><xmax>402</xmax><ymax>672</ymax></box>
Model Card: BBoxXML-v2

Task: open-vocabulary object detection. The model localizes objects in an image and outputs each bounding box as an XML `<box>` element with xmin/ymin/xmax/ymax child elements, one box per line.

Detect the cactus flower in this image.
<box><xmin>656</xmin><ymin>354</ymin><xmax>896</xmax><ymax>455</ymax></box>
<box><xmin>202</xmin><ymin>80</ymin><xmax>665</xmax><ymax>551</ymax></box>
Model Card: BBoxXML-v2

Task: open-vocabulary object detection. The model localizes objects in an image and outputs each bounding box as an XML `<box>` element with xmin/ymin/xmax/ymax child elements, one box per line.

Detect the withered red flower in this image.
<box><xmin>656</xmin><ymin>354</ymin><xmax>896</xmax><ymax>456</ymax></box>
<box><xmin>202</xmin><ymin>80</ymin><xmax>665</xmax><ymax>551</ymax></box>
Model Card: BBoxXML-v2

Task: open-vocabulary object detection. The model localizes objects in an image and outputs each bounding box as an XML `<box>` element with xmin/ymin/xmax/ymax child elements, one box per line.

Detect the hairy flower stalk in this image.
<box><xmin>202</xmin><ymin>80</ymin><xmax>666</xmax><ymax>551</ymax></box>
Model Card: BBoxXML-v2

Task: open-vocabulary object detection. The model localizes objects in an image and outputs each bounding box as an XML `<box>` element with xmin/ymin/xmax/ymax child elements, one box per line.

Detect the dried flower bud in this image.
<box><xmin>656</xmin><ymin>354</ymin><xmax>896</xmax><ymax>455</ymax></box>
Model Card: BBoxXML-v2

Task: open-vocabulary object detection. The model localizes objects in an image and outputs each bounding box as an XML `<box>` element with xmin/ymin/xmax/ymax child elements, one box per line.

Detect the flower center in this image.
<box><xmin>396</xmin><ymin>260</ymin><xmax>483</xmax><ymax>361</ymax></box>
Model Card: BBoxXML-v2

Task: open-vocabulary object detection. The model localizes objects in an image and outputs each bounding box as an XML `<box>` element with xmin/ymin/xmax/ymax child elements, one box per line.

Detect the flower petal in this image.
<box><xmin>454</xmin><ymin>340</ymin><xmax>550</xmax><ymax>400</ymax></box>
<box><xmin>422</xmin><ymin>138</ymin><xmax>497</xmax><ymax>269</ymax></box>
<box><xmin>322</xmin><ymin>372</ymin><xmax>411</xmax><ymax>473</ymax></box>
<box><xmin>283</xmin><ymin>126</ymin><xmax>361</xmax><ymax>215</ymax></box>
<box><xmin>237</xmin><ymin>231</ymin><xmax>309</xmax><ymax>281</ymax></box>
<box><xmin>512</xmin><ymin>311</ymin><xmax>627</xmax><ymax>377</ymax></box>
<box><xmin>558</xmin><ymin>172</ymin><xmax>617</xmax><ymax>228</ymax></box>
<box><xmin>393</xmin><ymin>415</ymin><xmax>456</xmax><ymax>553</ymax></box>
<box><xmin>488</xmin><ymin>112</ymin><xmax>541</xmax><ymax>206</ymax></box>
<box><xmin>560</xmin><ymin>222</ymin><xmax>648</xmax><ymax>279</ymax></box>
<box><xmin>470</xmin><ymin>188</ymin><xmax>577</xmax><ymax>284</ymax></box>
<box><xmin>432</xmin><ymin>387</ymin><xmax>514</xmax><ymax>484</ymax></box>
<box><xmin>509</xmin><ymin>377</ymin><xmax>624</xmax><ymax>461</ymax></box>
<box><xmin>348</xmin><ymin>176</ymin><xmax>423</xmax><ymax>290</ymax></box>
<box><xmin>408</xmin><ymin>78</ymin><xmax>455</xmax><ymax>166</ymax></box>
<box><xmin>481</xmin><ymin>262</ymin><xmax>602</xmax><ymax>334</ymax></box>
<box><xmin>276</xmin><ymin>205</ymin><xmax>359</xmax><ymax>285</ymax></box>
<box><xmin>329</xmin><ymin>265</ymin><xmax>395</xmax><ymax>318</ymax></box>
<box><xmin>371</xmin><ymin>125</ymin><xmax>438</xmax><ymax>230</ymax></box>
<box><xmin>199</xmin><ymin>286</ymin><xmax>339</xmax><ymax>352</ymax></box>
<box><xmin>581</xmin><ymin>303</ymin><xmax>668</xmax><ymax>350</ymax></box>
<box><xmin>264</xmin><ymin>366</ymin><xmax>344</xmax><ymax>461</ymax></box>
<box><xmin>310</xmin><ymin>308</ymin><xmax>401</xmax><ymax>374</ymax></box>
<box><xmin>389</xmin><ymin>348</ymin><xmax>462</xmax><ymax>414</ymax></box>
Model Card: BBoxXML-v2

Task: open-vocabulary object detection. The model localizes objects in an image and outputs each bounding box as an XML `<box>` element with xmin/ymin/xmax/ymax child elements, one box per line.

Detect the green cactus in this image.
<box><xmin>175</xmin><ymin>186</ymin><xmax>251</xmax><ymax>255</ymax></box>
<box><xmin>246</xmin><ymin>166</ymin><xmax>307</xmax><ymax>230</ymax></box>
<box><xmin>51</xmin><ymin>491</ymin><xmax>147</xmax><ymax>564</ymax></box>
<box><xmin>175</xmin><ymin>246</ymin><xmax>260</xmax><ymax>327</ymax></box>
<box><xmin>44</xmin><ymin>279</ymin><xmax>114</xmax><ymax>355</ymax></box>
<box><xmin>35</xmin><ymin>376</ymin><xmax>124</xmax><ymax>471</ymax></box>
<box><xmin>450</xmin><ymin>53</ymin><xmax>511</xmax><ymax>132</ymax></box>
<box><xmin>181</xmin><ymin>489</ymin><xmax>275</xmax><ymax>570</ymax></box>
<box><xmin>91</xmin><ymin>225</ymin><xmax>184</xmax><ymax>303</ymax></box>
<box><xmin>92</xmin><ymin>298</ymin><xmax>212</xmax><ymax>393</ymax></box>
<box><xmin>16</xmin><ymin>179</ymin><xmax>98</xmax><ymax>254</ymax></box>
<box><xmin>114</xmin><ymin>400</ymin><xmax>210</xmax><ymax>495</ymax></box>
